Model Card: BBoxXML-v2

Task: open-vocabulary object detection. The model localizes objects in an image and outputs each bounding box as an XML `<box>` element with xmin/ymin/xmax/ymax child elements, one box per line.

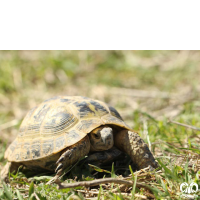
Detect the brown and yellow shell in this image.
<box><xmin>5</xmin><ymin>96</ymin><xmax>131</xmax><ymax>162</ymax></box>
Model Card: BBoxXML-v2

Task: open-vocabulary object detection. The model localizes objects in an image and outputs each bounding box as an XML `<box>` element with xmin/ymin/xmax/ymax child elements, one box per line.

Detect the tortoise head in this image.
<box><xmin>89</xmin><ymin>126</ymin><xmax>114</xmax><ymax>151</ymax></box>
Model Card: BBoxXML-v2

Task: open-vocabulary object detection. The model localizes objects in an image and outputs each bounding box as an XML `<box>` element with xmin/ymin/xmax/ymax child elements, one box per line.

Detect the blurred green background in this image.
<box><xmin>0</xmin><ymin>50</ymin><xmax>200</xmax><ymax>168</ymax></box>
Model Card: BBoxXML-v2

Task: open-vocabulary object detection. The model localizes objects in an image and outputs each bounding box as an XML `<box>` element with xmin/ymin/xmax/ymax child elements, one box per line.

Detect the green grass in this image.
<box><xmin>0</xmin><ymin>50</ymin><xmax>200</xmax><ymax>199</ymax></box>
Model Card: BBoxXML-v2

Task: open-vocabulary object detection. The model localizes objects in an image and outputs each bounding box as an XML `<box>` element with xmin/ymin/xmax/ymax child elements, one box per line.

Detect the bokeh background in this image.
<box><xmin>0</xmin><ymin>50</ymin><xmax>200</xmax><ymax>170</ymax></box>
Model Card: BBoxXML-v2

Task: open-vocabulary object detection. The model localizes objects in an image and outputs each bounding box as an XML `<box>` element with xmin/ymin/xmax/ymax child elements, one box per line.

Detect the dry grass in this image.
<box><xmin>0</xmin><ymin>50</ymin><xmax>200</xmax><ymax>199</ymax></box>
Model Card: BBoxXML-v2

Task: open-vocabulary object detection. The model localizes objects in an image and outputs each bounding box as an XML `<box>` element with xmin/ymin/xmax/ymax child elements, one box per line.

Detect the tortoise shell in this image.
<box><xmin>5</xmin><ymin>96</ymin><xmax>131</xmax><ymax>162</ymax></box>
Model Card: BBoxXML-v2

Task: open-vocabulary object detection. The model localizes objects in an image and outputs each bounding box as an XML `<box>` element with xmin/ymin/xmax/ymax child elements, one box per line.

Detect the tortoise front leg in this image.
<box><xmin>55</xmin><ymin>136</ymin><xmax>90</xmax><ymax>176</ymax></box>
<box><xmin>47</xmin><ymin>136</ymin><xmax>90</xmax><ymax>184</ymax></box>
<box><xmin>114</xmin><ymin>130</ymin><xmax>158</xmax><ymax>169</ymax></box>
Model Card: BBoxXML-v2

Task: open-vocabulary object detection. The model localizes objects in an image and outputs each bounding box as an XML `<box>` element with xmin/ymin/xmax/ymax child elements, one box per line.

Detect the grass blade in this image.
<box><xmin>88</xmin><ymin>164</ymin><xmax>111</xmax><ymax>174</ymax></box>
<box><xmin>16</xmin><ymin>189</ymin><xmax>23</xmax><ymax>200</ymax></box>
<box><xmin>131</xmin><ymin>174</ymin><xmax>137</xmax><ymax>200</ymax></box>
<box><xmin>111</xmin><ymin>162</ymin><xmax>116</xmax><ymax>178</ymax></box>
<box><xmin>2</xmin><ymin>182</ymin><xmax>12</xmax><ymax>200</ymax></box>
<box><xmin>129</xmin><ymin>165</ymin><xmax>135</xmax><ymax>180</ymax></box>
<box><xmin>157</xmin><ymin>159</ymin><xmax>174</xmax><ymax>177</ymax></box>
<box><xmin>29</xmin><ymin>181</ymin><xmax>34</xmax><ymax>198</ymax></box>
<box><xmin>98</xmin><ymin>184</ymin><xmax>103</xmax><ymax>200</ymax></box>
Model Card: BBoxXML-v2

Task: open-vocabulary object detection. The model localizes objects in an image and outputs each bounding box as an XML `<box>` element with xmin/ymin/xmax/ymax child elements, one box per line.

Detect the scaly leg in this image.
<box><xmin>114</xmin><ymin>130</ymin><xmax>158</xmax><ymax>169</ymax></box>
<box><xmin>47</xmin><ymin>136</ymin><xmax>90</xmax><ymax>184</ymax></box>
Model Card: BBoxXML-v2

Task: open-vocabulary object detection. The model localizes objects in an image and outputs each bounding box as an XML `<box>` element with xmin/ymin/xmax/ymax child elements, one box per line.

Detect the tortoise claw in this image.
<box><xmin>56</xmin><ymin>157</ymin><xmax>64</xmax><ymax>165</ymax></box>
<box><xmin>56</xmin><ymin>149</ymin><xmax>72</xmax><ymax>165</ymax></box>
<box><xmin>55</xmin><ymin>163</ymin><xmax>63</xmax><ymax>173</ymax></box>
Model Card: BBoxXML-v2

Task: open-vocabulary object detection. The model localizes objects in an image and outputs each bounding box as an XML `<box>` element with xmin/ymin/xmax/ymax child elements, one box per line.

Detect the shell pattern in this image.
<box><xmin>5</xmin><ymin>96</ymin><xmax>131</xmax><ymax>162</ymax></box>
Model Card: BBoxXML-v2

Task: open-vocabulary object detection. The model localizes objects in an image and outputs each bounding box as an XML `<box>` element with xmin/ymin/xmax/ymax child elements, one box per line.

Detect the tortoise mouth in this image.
<box><xmin>90</xmin><ymin>140</ymin><xmax>114</xmax><ymax>151</ymax></box>
<box><xmin>90</xmin><ymin>142</ymin><xmax>113</xmax><ymax>151</ymax></box>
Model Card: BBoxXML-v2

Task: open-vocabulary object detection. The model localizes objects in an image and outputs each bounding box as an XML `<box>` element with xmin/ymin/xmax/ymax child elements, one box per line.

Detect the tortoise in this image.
<box><xmin>1</xmin><ymin>96</ymin><xmax>157</xmax><ymax>182</ymax></box>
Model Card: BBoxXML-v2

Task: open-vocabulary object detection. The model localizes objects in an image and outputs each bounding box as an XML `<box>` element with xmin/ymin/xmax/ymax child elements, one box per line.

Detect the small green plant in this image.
<box><xmin>0</xmin><ymin>50</ymin><xmax>200</xmax><ymax>199</ymax></box>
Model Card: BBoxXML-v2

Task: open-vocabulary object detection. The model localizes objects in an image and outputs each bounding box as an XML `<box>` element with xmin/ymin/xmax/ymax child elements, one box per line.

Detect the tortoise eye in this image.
<box><xmin>94</xmin><ymin>134</ymin><xmax>100</xmax><ymax>139</ymax></box>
